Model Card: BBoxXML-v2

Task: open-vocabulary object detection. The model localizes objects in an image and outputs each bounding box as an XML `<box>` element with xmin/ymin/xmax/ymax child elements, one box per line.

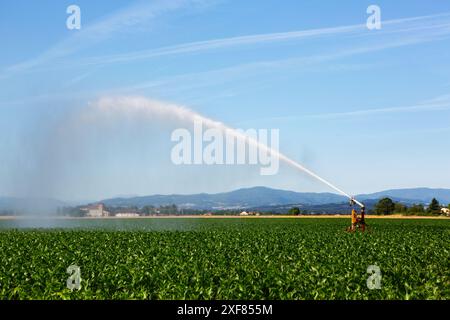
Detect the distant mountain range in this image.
<box><xmin>101</xmin><ymin>187</ymin><xmax>346</xmax><ymax>210</ymax></box>
<box><xmin>357</xmin><ymin>188</ymin><xmax>450</xmax><ymax>203</ymax></box>
<box><xmin>100</xmin><ymin>187</ymin><xmax>450</xmax><ymax>210</ymax></box>
<box><xmin>1</xmin><ymin>187</ymin><xmax>449</xmax><ymax>213</ymax></box>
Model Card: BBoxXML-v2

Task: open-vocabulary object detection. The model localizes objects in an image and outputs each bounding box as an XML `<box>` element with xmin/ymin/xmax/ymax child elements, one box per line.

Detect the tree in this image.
<box><xmin>142</xmin><ymin>205</ymin><xmax>155</xmax><ymax>216</ymax></box>
<box><xmin>394</xmin><ymin>202</ymin><xmax>408</xmax><ymax>214</ymax></box>
<box><xmin>408</xmin><ymin>204</ymin><xmax>425</xmax><ymax>215</ymax></box>
<box><xmin>159</xmin><ymin>204</ymin><xmax>178</xmax><ymax>215</ymax></box>
<box><xmin>427</xmin><ymin>198</ymin><xmax>441</xmax><ymax>215</ymax></box>
<box><xmin>288</xmin><ymin>207</ymin><xmax>300</xmax><ymax>216</ymax></box>
<box><xmin>375</xmin><ymin>198</ymin><xmax>395</xmax><ymax>215</ymax></box>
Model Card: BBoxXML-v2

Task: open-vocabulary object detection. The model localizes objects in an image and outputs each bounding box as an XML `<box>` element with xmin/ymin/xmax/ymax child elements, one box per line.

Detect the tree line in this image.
<box><xmin>373</xmin><ymin>197</ymin><xmax>448</xmax><ymax>216</ymax></box>
<box><xmin>55</xmin><ymin>197</ymin><xmax>449</xmax><ymax>217</ymax></box>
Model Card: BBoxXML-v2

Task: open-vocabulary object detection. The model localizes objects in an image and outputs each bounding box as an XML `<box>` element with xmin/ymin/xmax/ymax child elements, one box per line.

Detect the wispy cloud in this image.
<box><xmin>0</xmin><ymin>0</ymin><xmax>207</xmax><ymax>78</ymax></box>
<box><xmin>2</xmin><ymin>26</ymin><xmax>448</xmax><ymax>108</ymax></box>
<box><xmin>62</xmin><ymin>71</ymin><xmax>96</xmax><ymax>88</ymax></box>
<box><xmin>305</xmin><ymin>101</ymin><xmax>450</xmax><ymax>119</ymax></box>
<box><xmin>112</xmin><ymin>31</ymin><xmax>450</xmax><ymax>96</ymax></box>
<box><xmin>4</xmin><ymin>10</ymin><xmax>449</xmax><ymax>78</ymax></box>
<box><xmin>239</xmin><ymin>95</ymin><xmax>450</xmax><ymax>125</ymax></box>
<box><xmin>2</xmin><ymin>10</ymin><xmax>450</xmax><ymax>108</ymax></box>
<box><xmin>56</xmin><ymin>12</ymin><xmax>450</xmax><ymax>69</ymax></box>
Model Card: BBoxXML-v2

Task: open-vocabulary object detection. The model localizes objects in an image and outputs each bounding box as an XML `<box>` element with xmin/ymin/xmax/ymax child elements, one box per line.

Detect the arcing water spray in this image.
<box><xmin>85</xmin><ymin>96</ymin><xmax>356</xmax><ymax>201</ymax></box>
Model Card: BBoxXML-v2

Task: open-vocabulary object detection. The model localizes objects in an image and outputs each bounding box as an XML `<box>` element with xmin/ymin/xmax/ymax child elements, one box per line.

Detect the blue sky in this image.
<box><xmin>1</xmin><ymin>0</ymin><xmax>450</xmax><ymax>201</ymax></box>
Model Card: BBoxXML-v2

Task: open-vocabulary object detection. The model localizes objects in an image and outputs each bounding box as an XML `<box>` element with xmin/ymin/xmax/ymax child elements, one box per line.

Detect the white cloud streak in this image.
<box><xmin>113</xmin><ymin>31</ymin><xmax>450</xmax><ymax>95</ymax></box>
<box><xmin>3</xmin><ymin>10</ymin><xmax>450</xmax><ymax>78</ymax></box>
<box><xmin>306</xmin><ymin>102</ymin><xmax>450</xmax><ymax>119</ymax></box>
<box><xmin>0</xmin><ymin>0</ymin><xmax>206</xmax><ymax>78</ymax></box>
<box><xmin>241</xmin><ymin>95</ymin><xmax>450</xmax><ymax>124</ymax></box>
<box><xmin>2</xmin><ymin>10</ymin><xmax>450</xmax><ymax>108</ymax></box>
<box><xmin>59</xmin><ymin>12</ymin><xmax>450</xmax><ymax>68</ymax></box>
<box><xmin>2</xmin><ymin>24</ymin><xmax>449</xmax><ymax>108</ymax></box>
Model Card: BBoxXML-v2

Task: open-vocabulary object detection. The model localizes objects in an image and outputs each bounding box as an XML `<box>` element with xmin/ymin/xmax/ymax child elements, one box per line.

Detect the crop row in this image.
<box><xmin>0</xmin><ymin>219</ymin><xmax>448</xmax><ymax>299</ymax></box>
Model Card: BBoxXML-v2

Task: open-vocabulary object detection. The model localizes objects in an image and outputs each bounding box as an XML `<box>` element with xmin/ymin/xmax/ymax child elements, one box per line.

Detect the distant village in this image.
<box><xmin>58</xmin><ymin>203</ymin><xmax>263</xmax><ymax>217</ymax></box>
<box><xmin>1</xmin><ymin>196</ymin><xmax>447</xmax><ymax>217</ymax></box>
<box><xmin>57</xmin><ymin>197</ymin><xmax>450</xmax><ymax>218</ymax></box>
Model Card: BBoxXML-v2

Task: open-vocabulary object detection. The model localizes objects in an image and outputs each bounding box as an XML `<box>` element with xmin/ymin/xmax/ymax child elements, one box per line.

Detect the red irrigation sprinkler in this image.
<box><xmin>346</xmin><ymin>197</ymin><xmax>368</xmax><ymax>233</ymax></box>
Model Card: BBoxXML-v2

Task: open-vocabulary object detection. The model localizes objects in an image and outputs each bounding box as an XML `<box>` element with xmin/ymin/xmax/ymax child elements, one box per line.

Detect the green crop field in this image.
<box><xmin>0</xmin><ymin>218</ymin><xmax>448</xmax><ymax>300</ymax></box>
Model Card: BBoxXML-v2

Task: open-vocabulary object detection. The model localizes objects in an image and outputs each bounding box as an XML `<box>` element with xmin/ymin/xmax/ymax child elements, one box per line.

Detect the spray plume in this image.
<box><xmin>82</xmin><ymin>96</ymin><xmax>354</xmax><ymax>200</ymax></box>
